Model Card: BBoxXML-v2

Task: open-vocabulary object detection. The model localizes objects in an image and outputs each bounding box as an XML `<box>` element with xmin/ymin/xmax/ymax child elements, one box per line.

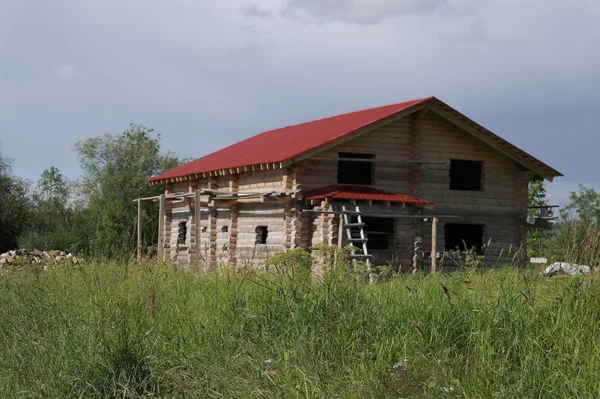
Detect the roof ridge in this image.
<box><xmin>261</xmin><ymin>96</ymin><xmax>435</xmax><ymax>133</ymax></box>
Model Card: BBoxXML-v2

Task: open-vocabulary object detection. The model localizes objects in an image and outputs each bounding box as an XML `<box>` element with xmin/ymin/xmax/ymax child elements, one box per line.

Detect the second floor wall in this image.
<box><xmin>164</xmin><ymin>111</ymin><xmax>534</xmax><ymax>215</ymax></box>
<box><xmin>297</xmin><ymin>111</ymin><xmax>533</xmax><ymax>214</ymax></box>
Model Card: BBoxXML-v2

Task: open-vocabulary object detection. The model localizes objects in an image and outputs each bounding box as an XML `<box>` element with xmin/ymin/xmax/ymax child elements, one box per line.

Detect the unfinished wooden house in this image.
<box><xmin>145</xmin><ymin>96</ymin><xmax>561</xmax><ymax>271</ymax></box>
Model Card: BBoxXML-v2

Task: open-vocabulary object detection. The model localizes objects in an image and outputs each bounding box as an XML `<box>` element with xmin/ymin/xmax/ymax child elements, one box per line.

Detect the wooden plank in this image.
<box><xmin>195</xmin><ymin>190</ymin><xmax>201</xmax><ymax>269</ymax></box>
<box><xmin>137</xmin><ymin>199</ymin><xmax>142</xmax><ymax>261</ymax></box>
<box><xmin>158</xmin><ymin>194</ymin><xmax>165</xmax><ymax>260</ymax></box>
<box><xmin>431</xmin><ymin>217</ymin><xmax>438</xmax><ymax>273</ymax></box>
<box><xmin>337</xmin><ymin>214</ymin><xmax>344</xmax><ymax>248</ymax></box>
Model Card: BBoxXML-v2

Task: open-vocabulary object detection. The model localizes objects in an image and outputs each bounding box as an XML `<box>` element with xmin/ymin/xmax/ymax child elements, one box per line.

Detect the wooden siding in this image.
<box><xmin>297</xmin><ymin>118</ymin><xmax>413</xmax><ymax>192</ymax></box>
<box><xmin>168</xmin><ymin>200</ymin><xmax>191</xmax><ymax>263</ymax></box>
<box><xmin>299</xmin><ymin>111</ymin><xmax>532</xmax><ymax>266</ymax></box>
<box><xmin>233</xmin><ymin>203</ymin><xmax>286</xmax><ymax>267</ymax></box>
<box><xmin>160</xmin><ymin>108</ymin><xmax>538</xmax><ymax>269</ymax></box>
<box><xmin>238</xmin><ymin>170</ymin><xmax>285</xmax><ymax>192</ymax></box>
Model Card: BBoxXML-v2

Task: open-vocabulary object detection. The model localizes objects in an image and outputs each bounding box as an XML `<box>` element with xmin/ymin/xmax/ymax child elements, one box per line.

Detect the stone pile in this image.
<box><xmin>543</xmin><ymin>262</ymin><xmax>597</xmax><ymax>277</ymax></box>
<box><xmin>0</xmin><ymin>249</ymin><xmax>79</xmax><ymax>266</ymax></box>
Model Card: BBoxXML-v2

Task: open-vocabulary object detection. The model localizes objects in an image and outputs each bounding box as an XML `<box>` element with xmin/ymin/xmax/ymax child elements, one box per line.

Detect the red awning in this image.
<box><xmin>302</xmin><ymin>185</ymin><xmax>432</xmax><ymax>206</ymax></box>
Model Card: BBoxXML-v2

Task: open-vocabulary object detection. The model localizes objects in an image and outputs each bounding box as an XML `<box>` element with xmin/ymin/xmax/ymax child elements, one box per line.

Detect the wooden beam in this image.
<box><xmin>228</xmin><ymin>205</ymin><xmax>238</xmax><ymax>270</ymax></box>
<box><xmin>431</xmin><ymin>217</ymin><xmax>438</xmax><ymax>274</ymax></box>
<box><xmin>158</xmin><ymin>194</ymin><xmax>165</xmax><ymax>260</ymax></box>
<box><xmin>307</xmin><ymin>157</ymin><xmax>445</xmax><ymax>164</ymax></box>
<box><xmin>209</xmin><ymin>204</ymin><xmax>218</xmax><ymax>268</ymax></box>
<box><xmin>195</xmin><ymin>190</ymin><xmax>202</xmax><ymax>270</ymax></box>
<box><xmin>337</xmin><ymin>214</ymin><xmax>344</xmax><ymax>248</ymax></box>
<box><xmin>320</xmin><ymin>200</ymin><xmax>327</xmax><ymax>223</ymax></box>
<box><xmin>137</xmin><ymin>199</ymin><xmax>142</xmax><ymax>261</ymax></box>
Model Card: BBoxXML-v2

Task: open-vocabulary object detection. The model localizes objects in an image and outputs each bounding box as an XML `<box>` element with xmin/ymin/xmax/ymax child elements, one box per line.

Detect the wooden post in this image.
<box><xmin>321</xmin><ymin>200</ymin><xmax>327</xmax><ymax>244</ymax></box>
<box><xmin>137</xmin><ymin>198</ymin><xmax>142</xmax><ymax>261</ymax></box>
<box><xmin>337</xmin><ymin>213</ymin><xmax>344</xmax><ymax>248</ymax></box>
<box><xmin>431</xmin><ymin>217</ymin><xmax>438</xmax><ymax>273</ymax></box>
<box><xmin>158</xmin><ymin>194</ymin><xmax>165</xmax><ymax>260</ymax></box>
<box><xmin>195</xmin><ymin>190</ymin><xmax>202</xmax><ymax>270</ymax></box>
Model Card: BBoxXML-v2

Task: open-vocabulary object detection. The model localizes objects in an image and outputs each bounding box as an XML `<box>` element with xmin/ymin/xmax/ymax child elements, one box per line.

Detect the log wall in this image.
<box><xmin>233</xmin><ymin>203</ymin><xmax>286</xmax><ymax>267</ymax></box>
<box><xmin>160</xmin><ymin>108</ymin><xmax>537</xmax><ymax>269</ymax></box>
<box><xmin>299</xmin><ymin>111</ymin><xmax>533</xmax><ymax>267</ymax></box>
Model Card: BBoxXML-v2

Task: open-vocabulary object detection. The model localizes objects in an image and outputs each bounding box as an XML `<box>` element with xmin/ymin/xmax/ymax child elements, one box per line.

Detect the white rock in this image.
<box><xmin>543</xmin><ymin>262</ymin><xmax>597</xmax><ymax>277</ymax></box>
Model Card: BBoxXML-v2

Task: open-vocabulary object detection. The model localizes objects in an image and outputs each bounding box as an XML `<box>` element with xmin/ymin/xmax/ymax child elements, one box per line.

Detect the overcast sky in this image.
<box><xmin>1</xmin><ymin>0</ymin><xmax>599</xmax><ymax>206</ymax></box>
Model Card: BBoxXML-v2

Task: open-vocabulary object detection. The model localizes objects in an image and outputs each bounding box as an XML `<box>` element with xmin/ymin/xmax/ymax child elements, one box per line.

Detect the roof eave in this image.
<box><xmin>427</xmin><ymin>98</ymin><xmax>562</xmax><ymax>182</ymax></box>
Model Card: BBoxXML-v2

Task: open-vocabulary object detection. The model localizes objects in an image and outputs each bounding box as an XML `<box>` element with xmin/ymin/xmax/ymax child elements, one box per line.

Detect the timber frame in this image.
<box><xmin>140</xmin><ymin>97</ymin><xmax>562</xmax><ymax>272</ymax></box>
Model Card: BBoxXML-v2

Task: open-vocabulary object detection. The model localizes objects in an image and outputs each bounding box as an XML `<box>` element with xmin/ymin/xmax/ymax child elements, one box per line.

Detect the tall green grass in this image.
<box><xmin>0</xmin><ymin>256</ymin><xmax>599</xmax><ymax>398</ymax></box>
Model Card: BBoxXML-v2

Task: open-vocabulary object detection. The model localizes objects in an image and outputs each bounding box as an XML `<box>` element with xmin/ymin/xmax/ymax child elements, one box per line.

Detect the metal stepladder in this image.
<box><xmin>341</xmin><ymin>205</ymin><xmax>373</xmax><ymax>270</ymax></box>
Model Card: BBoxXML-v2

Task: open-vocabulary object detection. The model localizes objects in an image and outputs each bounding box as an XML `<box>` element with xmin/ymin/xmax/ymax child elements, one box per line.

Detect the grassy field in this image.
<box><xmin>0</xmin><ymin>254</ymin><xmax>599</xmax><ymax>398</ymax></box>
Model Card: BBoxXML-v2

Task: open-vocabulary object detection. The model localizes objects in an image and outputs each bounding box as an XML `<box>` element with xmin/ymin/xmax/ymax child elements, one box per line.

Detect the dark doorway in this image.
<box><xmin>444</xmin><ymin>223</ymin><xmax>484</xmax><ymax>252</ymax></box>
<box><xmin>363</xmin><ymin>217</ymin><xmax>394</xmax><ymax>250</ymax></box>
<box><xmin>337</xmin><ymin>153</ymin><xmax>373</xmax><ymax>185</ymax></box>
<box><xmin>449</xmin><ymin>159</ymin><xmax>483</xmax><ymax>191</ymax></box>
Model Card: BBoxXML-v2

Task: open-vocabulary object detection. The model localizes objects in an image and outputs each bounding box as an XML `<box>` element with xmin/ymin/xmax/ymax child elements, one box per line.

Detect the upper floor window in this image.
<box><xmin>337</xmin><ymin>152</ymin><xmax>373</xmax><ymax>185</ymax></box>
<box><xmin>449</xmin><ymin>159</ymin><xmax>483</xmax><ymax>191</ymax></box>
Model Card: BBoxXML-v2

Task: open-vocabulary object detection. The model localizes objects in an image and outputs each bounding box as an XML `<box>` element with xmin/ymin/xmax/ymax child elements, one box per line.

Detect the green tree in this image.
<box><xmin>526</xmin><ymin>180</ymin><xmax>552</xmax><ymax>257</ymax></box>
<box><xmin>559</xmin><ymin>184</ymin><xmax>600</xmax><ymax>224</ymax></box>
<box><xmin>18</xmin><ymin>167</ymin><xmax>92</xmax><ymax>253</ymax></box>
<box><xmin>74</xmin><ymin>124</ymin><xmax>180</xmax><ymax>256</ymax></box>
<box><xmin>0</xmin><ymin>151</ymin><xmax>31</xmax><ymax>252</ymax></box>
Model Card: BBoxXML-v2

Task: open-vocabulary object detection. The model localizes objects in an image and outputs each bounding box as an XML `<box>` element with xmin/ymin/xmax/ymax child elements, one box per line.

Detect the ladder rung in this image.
<box><xmin>348</xmin><ymin>238</ymin><xmax>368</xmax><ymax>243</ymax></box>
<box><xmin>345</xmin><ymin>223</ymin><xmax>365</xmax><ymax>228</ymax></box>
<box><xmin>350</xmin><ymin>254</ymin><xmax>373</xmax><ymax>258</ymax></box>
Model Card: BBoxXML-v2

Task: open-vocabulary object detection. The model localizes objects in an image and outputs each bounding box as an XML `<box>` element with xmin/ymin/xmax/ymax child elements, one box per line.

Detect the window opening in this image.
<box><xmin>449</xmin><ymin>159</ymin><xmax>483</xmax><ymax>191</ymax></box>
<box><xmin>256</xmin><ymin>226</ymin><xmax>268</xmax><ymax>245</ymax></box>
<box><xmin>337</xmin><ymin>152</ymin><xmax>373</xmax><ymax>185</ymax></box>
<box><xmin>363</xmin><ymin>217</ymin><xmax>394</xmax><ymax>250</ymax></box>
<box><xmin>177</xmin><ymin>221</ymin><xmax>187</xmax><ymax>245</ymax></box>
<box><xmin>222</xmin><ymin>226</ymin><xmax>229</xmax><ymax>233</ymax></box>
<box><xmin>444</xmin><ymin>223</ymin><xmax>484</xmax><ymax>253</ymax></box>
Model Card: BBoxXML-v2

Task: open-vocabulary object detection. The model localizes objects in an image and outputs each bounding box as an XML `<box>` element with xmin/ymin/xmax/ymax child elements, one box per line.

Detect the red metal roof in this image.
<box><xmin>149</xmin><ymin>96</ymin><xmax>562</xmax><ymax>183</ymax></box>
<box><xmin>302</xmin><ymin>185</ymin><xmax>432</xmax><ymax>205</ymax></box>
<box><xmin>148</xmin><ymin>97</ymin><xmax>432</xmax><ymax>182</ymax></box>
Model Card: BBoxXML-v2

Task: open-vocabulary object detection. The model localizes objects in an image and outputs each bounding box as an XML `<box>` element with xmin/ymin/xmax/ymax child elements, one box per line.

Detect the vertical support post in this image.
<box><xmin>321</xmin><ymin>200</ymin><xmax>327</xmax><ymax>244</ymax></box>
<box><xmin>137</xmin><ymin>198</ymin><xmax>142</xmax><ymax>261</ymax></box>
<box><xmin>431</xmin><ymin>217</ymin><xmax>438</xmax><ymax>273</ymax></box>
<box><xmin>158</xmin><ymin>194</ymin><xmax>165</xmax><ymax>260</ymax></box>
<box><xmin>337</xmin><ymin>213</ymin><xmax>344</xmax><ymax>248</ymax></box>
<box><xmin>195</xmin><ymin>190</ymin><xmax>202</xmax><ymax>270</ymax></box>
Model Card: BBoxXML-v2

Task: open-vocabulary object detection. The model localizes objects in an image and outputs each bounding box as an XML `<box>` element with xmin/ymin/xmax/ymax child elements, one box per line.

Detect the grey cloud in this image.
<box><xmin>53</xmin><ymin>64</ymin><xmax>78</xmax><ymax>80</ymax></box>
<box><xmin>241</xmin><ymin>3</ymin><xmax>275</xmax><ymax>19</ymax></box>
<box><xmin>1</xmin><ymin>0</ymin><xmax>599</xmax><ymax>199</ymax></box>
<box><xmin>227</xmin><ymin>40</ymin><xmax>275</xmax><ymax>57</ymax></box>
<box><xmin>281</xmin><ymin>0</ymin><xmax>445</xmax><ymax>25</ymax></box>
<box><xmin>441</xmin><ymin>20</ymin><xmax>489</xmax><ymax>45</ymax></box>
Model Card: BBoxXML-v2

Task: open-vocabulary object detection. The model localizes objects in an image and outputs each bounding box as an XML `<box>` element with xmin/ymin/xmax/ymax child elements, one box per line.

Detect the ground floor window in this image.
<box><xmin>177</xmin><ymin>221</ymin><xmax>187</xmax><ymax>245</ymax></box>
<box><xmin>256</xmin><ymin>226</ymin><xmax>268</xmax><ymax>245</ymax></box>
<box><xmin>363</xmin><ymin>217</ymin><xmax>394</xmax><ymax>250</ymax></box>
<box><xmin>444</xmin><ymin>223</ymin><xmax>484</xmax><ymax>253</ymax></box>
